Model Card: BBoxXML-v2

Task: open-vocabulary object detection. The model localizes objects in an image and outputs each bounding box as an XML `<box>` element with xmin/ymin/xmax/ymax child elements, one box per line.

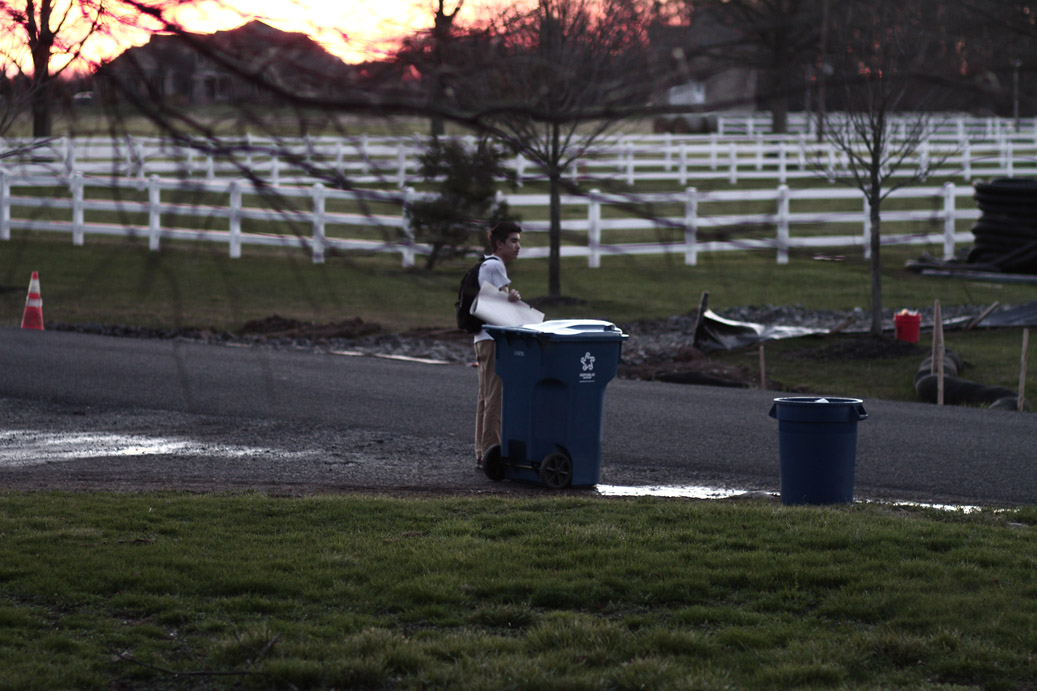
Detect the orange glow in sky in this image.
<box><xmin>3</xmin><ymin>0</ymin><xmax>497</xmax><ymax>75</ymax></box>
<box><xmin>168</xmin><ymin>0</ymin><xmax>441</xmax><ymax>64</ymax></box>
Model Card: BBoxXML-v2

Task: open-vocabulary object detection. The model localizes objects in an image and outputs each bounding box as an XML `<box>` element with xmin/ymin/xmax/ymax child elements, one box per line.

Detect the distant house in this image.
<box><xmin>648</xmin><ymin>16</ymin><xmax>758</xmax><ymax>133</ymax></box>
<box><xmin>98</xmin><ymin>20</ymin><xmax>355</xmax><ymax>105</ymax></box>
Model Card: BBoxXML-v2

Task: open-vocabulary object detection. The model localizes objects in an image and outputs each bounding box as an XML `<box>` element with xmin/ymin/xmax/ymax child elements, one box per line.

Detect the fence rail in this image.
<box><xmin>5</xmin><ymin>115</ymin><xmax>1037</xmax><ymax>188</ymax></box>
<box><xmin>0</xmin><ymin>171</ymin><xmax>980</xmax><ymax>268</ymax></box>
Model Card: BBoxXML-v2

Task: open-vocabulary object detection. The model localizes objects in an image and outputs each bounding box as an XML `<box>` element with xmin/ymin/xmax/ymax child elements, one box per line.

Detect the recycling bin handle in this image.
<box><xmin>768</xmin><ymin>403</ymin><xmax>778</xmax><ymax>419</ymax></box>
<box><xmin>853</xmin><ymin>404</ymin><xmax>868</xmax><ymax>421</ymax></box>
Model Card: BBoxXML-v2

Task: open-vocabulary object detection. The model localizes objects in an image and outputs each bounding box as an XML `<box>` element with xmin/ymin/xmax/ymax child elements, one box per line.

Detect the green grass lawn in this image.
<box><xmin>0</xmin><ymin>492</ymin><xmax>1034</xmax><ymax>690</ymax></box>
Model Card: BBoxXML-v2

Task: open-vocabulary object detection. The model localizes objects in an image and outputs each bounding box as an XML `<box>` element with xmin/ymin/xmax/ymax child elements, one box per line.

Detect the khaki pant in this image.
<box><xmin>474</xmin><ymin>339</ymin><xmax>502</xmax><ymax>462</ymax></box>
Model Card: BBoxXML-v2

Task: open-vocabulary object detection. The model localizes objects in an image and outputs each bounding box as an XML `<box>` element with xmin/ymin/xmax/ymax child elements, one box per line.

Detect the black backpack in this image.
<box><xmin>455</xmin><ymin>256</ymin><xmax>498</xmax><ymax>333</ymax></box>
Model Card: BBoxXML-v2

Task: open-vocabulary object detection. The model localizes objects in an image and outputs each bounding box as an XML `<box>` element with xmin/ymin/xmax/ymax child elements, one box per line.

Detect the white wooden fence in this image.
<box><xmin>4</xmin><ymin>123</ymin><xmax>1037</xmax><ymax>188</ymax></box>
<box><xmin>0</xmin><ymin>170</ymin><xmax>979</xmax><ymax>267</ymax></box>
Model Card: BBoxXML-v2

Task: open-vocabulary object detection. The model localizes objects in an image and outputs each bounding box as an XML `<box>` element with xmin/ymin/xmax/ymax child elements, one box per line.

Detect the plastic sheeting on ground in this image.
<box><xmin>972</xmin><ymin>300</ymin><xmax>1037</xmax><ymax>327</ymax></box>
<box><xmin>692</xmin><ymin>309</ymin><xmax>828</xmax><ymax>353</ymax></box>
<box><xmin>691</xmin><ymin>300</ymin><xmax>1037</xmax><ymax>354</ymax></box>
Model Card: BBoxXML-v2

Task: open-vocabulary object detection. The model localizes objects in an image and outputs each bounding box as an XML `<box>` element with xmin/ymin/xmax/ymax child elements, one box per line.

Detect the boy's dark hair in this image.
<box><xmin>488</xmin><ymin>222</ymin><xmax>521</xmax><ymax>252</ymax></box>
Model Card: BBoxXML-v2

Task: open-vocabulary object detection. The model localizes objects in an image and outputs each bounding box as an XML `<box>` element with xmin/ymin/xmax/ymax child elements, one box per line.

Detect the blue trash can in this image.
<box><xmin>484</xmin><ymin>320</ymin><xmax>627</xmax><ymax>489</ymax></box>
<box><xmin>768</xmin><ymin>397</ymin><xmax>868</xmax><ymax>505</ymax></box>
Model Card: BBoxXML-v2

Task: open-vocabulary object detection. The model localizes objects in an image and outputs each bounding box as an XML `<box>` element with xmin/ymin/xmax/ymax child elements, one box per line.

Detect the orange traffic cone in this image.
<box><xmin>21</xmin><ymin>271</ymin><xmax>44</xmax><ymax>330</ymax></box>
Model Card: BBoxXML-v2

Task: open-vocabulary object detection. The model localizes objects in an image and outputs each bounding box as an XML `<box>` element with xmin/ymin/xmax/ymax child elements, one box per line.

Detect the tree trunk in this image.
<box><xmin>547</xmin><ymin>122</ymin><xmax>562</xmax><ymax>298</ymax></box>
<box><xmin>31</xmin><ymin>85</ymin><xmax>52</xmax><ymax>138</ymax></box>
<box><xmin>869</xmin><ymin>196</ymin><xmax>883</xmax><ymax>336</ymax></box>
<box><xmin>548</xmin><ymin>171</ymin><xmax>562</xmax><ymax>298</ymax></box>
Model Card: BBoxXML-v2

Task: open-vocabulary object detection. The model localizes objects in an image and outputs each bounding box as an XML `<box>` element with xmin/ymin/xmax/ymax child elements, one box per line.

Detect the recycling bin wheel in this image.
<box><xmin>482</xmin><ymin>445</ymin><xmax>506</xmax><ymax>482</ymax></box>
<box><xmin>539</xmin><ymin>452</ymin><xmax>572</xmax><ymax>489</ymax></box>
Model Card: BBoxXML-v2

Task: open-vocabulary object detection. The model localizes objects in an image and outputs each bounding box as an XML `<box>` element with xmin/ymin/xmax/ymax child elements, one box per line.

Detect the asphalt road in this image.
<box><xmin>1</xmin><ymin>327</ymin><xmax>1034</xmax><ymax>506</ymax></box>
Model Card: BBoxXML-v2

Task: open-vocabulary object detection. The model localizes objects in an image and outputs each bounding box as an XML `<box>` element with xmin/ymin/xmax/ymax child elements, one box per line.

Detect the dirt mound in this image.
<box><xmin>239</xmin><ymin>315</ymin><xmax>381</xmax><ymax>340</ymax></box>
<box><xmin>786</xmin><ymin>335</ymin><xmax>927</xmax><ymax>361</ymax></box>
<box><xmin>618</xmin><ymin>345</ymin><xmax>754</xmax><ymax>388</ymax></box>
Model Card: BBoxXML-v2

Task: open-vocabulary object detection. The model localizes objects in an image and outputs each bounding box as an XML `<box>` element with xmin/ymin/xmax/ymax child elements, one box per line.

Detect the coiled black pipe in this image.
<box><xmin>914</xmin><ymin>351</ymin><xmax>1029</xmax><ymax>410</ymax></box>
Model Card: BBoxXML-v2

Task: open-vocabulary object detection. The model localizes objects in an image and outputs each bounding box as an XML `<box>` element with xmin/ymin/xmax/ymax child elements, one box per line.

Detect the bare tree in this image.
<box><xmin>0</xmin><ymin>0</ymin><xmax>151</xmax><ymax>137</ymax></box>
<box><xmin>817</xmin><ymin>0</ymin><xmax>960</xmax><ymax>336</ymax></box>
<box><xmin>690</xmin><ymin>0</ymin><xmax>824</xmax><ymax>134</ymax></box>
<box><xmin>445</xmin><ymin>0</ymin><xmax>655</xmax><ymax>299</ymax></box>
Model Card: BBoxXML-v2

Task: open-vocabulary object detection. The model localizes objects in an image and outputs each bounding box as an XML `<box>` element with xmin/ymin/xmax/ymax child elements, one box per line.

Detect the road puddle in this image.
<box><xmin>0</xmin><ymin>430</ymin><xmax>271</xmax><ymax>467</ymax></box>
<box><xmin>596</xmin><ymin>484</ymin><xmax>753</xmax><ymax>499</ymax></box>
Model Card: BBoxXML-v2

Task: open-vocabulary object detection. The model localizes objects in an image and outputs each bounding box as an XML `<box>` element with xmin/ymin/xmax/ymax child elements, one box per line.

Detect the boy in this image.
<box><xmin>474</xmin><ymin>222</ymin><xmax>522</xmax><ymax>465</ymax></box>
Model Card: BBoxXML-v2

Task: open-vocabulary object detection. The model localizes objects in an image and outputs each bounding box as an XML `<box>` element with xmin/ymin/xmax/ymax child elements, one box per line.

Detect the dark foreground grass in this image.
<box><xmin>0</xmin><ymin>492</ymin><xmax>1035</xmax><ymax>690</ymax></box>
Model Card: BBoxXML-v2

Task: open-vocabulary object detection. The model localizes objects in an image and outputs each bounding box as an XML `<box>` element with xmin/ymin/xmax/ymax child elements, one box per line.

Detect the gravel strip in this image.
<box><xmin>48</xmin><ymin>304</ymin><xmax>993</xmax><ymax>369</ymax></box>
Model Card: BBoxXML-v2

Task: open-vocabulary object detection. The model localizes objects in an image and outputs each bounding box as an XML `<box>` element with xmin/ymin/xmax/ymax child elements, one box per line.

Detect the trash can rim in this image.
<box><xmin>486</xmin><ymin>319</ymin><xmax>627</xmax><ymax>339</ymax></box>
<box><xmin>772</xmin><ymin>396</ymin><xmax>864</xmax><ymax>405</ymax></box>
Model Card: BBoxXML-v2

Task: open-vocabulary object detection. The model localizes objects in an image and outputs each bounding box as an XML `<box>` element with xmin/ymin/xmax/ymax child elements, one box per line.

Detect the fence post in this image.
<box><xmin>709</xmin><ymin>133</ymin><xmax>718</xmax><ymax>170</ymax></box>
<box><xmin>942</xmin><ymin>182</ymin><xmax>956</xmax><ymax>260</ymax></box>
<box><xmin>588</xmin><ymin>189</ymin><xmax>601</xmax><ymax>268</ymax></box>
<box><xmin>312</xmin><ymin>183</ymin><xmax>326</xmax><ymax>264</ymax></box>
<box><xmin>963</xmin><ymin>140</ymin><xmax>972</xmax><ymax>180</ymax></box>
<box><xmin>728</xmin><ymin>142</ymin><xmax>738</xmax><ymax>184</ymax></box>
<box><xmin>245</xmin><ymin>132</ymin><xmax>254</xmax><ymax>171</ymax></box>
<box><xmin>1007</xmin><ymin>138</ymin><xmax>1014</xmax><ymax>177</ymax></box>
<box><xmin>401</xmin><ymin>187</ymin><xmax>415</xmax><ymax>268</ymax></box>
<box><xmin>776</xmin><ymin>184</ymin><xmax>789</xmax><ymax>264</ymax></box>
<box><xmin>71</xmin><ymin>173</ymin><xmax>85</xmax><ymax>246</ymax></box>
<box><xmin>206</xmin><ymin>153</ymin><xmax>215</xmax><ymax>181</ymax></box>
<box><xmin>664</xmin><ymin>132</ymin><xmax>672</xmax><ymax>171</ymax></box>
<box><xmin>0</xmin><ymin>169</ymin><xmax>9</xmax><ymax>241</ymax></box>
<box><xmin>64</xmin><ymin>137</ymin><xmax>75</xmax><ymax>175</ymax></box>
<box><xmin>271</xmin><ymin>155</ymin><xmax>281</xmax><ymax>186</ymax></box>
<box><xmin>862</xmin><ymin>195</ymin><xmax>872</xmax><ymax>260</ymax></box>
<box><xmin>755</xmin><ymin>134</ymin><xmax>764</xmax><ymax>170</ymax></box>
<box><xmin>684</xmin><ymin>187</ymin><xmax>698</xmax><ymax>266</ymax></box>
<box><xmin>778</xmin><ymin>141</ymin><xmax>787</xmax><ymax>184</ymax></box>
<box><xmin>679</xmin><ymin>142</ymin><xmax>687</xmax><ymax>186</ymax></box>
<box><xmin>626</xmin><ymin>142</ymin><xmax>635</xmax><ymax>186</ymax></box>
<box><xmin>396</xmin><ymin>144</ymin><xmax>406</xmax><ymax>187</ymax></box>
<box><xmin>229</xmin><ymin>179</ymin><xmax>242</xmax><ymax>259</ymax></box>
<box><xmin>132</xmin><ymin>137</ymin><xmax>144</xmax><ymax>179</ymax></box>
<box><xmin>148</xmin><ymin>175</ymin><xmax>161</xmax><ymax>251</ymax></box>
<box><xmin>919</xmin><ymin>138</ymin><xmax>930</xmax><ymax>180</ymax></box>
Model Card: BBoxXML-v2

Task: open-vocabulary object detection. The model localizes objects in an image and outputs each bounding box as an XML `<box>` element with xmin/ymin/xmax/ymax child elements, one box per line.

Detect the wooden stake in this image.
<box><xmin>933</xmin><ymin>300</ymin><xmax>944</xmax><ymax>406</ymax></box>
<box><xmin>965</xmin><ymin>301</ymin><xmax>1000</xmax><ymax>331</ymax></box>
<box><xmin>1020</xmin><ymin>328</ymin><xmax>1030</xmax><ymax>412</ymax></box>
<box><xmin>759</xmin><ymin>344</ymin><xmax>766</xmax><ymax>389</ymax></box>
<box><xmin>692</xmin><ymin>290</ymin><xmax>710</xmax><ymax>348</ymax></box>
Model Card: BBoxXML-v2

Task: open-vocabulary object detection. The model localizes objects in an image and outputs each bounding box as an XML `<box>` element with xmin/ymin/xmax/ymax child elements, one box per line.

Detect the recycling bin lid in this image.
<box><xmin>486</xmin><ymin>319</ymin><xmax>627</xmax><ymax>341</ymax></box>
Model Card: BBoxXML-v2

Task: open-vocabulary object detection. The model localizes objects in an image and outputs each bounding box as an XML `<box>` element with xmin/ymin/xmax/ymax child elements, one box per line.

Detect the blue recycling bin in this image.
<box><xmin>483</xmin><ymin>320</ymin><xmax>627</xmax><ymax>489</ymax></box>
<box><xmin>768</xmin><ymin>397</ymin><xmax>868</xmax><ymax>505</ymax></box>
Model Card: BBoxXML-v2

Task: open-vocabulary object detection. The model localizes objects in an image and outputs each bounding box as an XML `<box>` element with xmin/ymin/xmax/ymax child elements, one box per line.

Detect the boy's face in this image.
<box><xmin>496</xmin><ymin>232</ymin><xmax>521</xmax><ymax>263</ymax></box>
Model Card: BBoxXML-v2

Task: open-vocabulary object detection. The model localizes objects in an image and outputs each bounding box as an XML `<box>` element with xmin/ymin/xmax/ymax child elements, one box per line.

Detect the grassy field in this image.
<box><xmin>0</xmin><ymin>492</ymin><xmax>1034</xmax><ymax>690</ymax></box>
<box><xmin>1</xmin><ymin>229</ymin><xmax>1034</xmax><ymax>404</ymax></box>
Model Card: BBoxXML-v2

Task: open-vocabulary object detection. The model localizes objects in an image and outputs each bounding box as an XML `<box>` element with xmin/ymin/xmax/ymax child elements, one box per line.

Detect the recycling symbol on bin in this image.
<box><xmin>580</xmin><ymin>352</ymin><xmax>596</xmax><ymax>372</ymax></box>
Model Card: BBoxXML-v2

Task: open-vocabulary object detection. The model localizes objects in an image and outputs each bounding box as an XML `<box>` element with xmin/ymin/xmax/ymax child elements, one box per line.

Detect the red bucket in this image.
<box><xmin>894</xmin><ymin>311</ymin><xmax>921</xmax><ymax>343</ymax></box>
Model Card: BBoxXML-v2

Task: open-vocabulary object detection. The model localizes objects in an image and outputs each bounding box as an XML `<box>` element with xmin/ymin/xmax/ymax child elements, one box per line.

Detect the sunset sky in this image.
<box><xmin>168</xmin><ymin>0</ymin><xmax>447</xmax><ymax>63</ymax></box>
<box><xmin>0</xmin><ymin>0</ymin><xmax>483</xmax><ymax>75</ymax></box>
